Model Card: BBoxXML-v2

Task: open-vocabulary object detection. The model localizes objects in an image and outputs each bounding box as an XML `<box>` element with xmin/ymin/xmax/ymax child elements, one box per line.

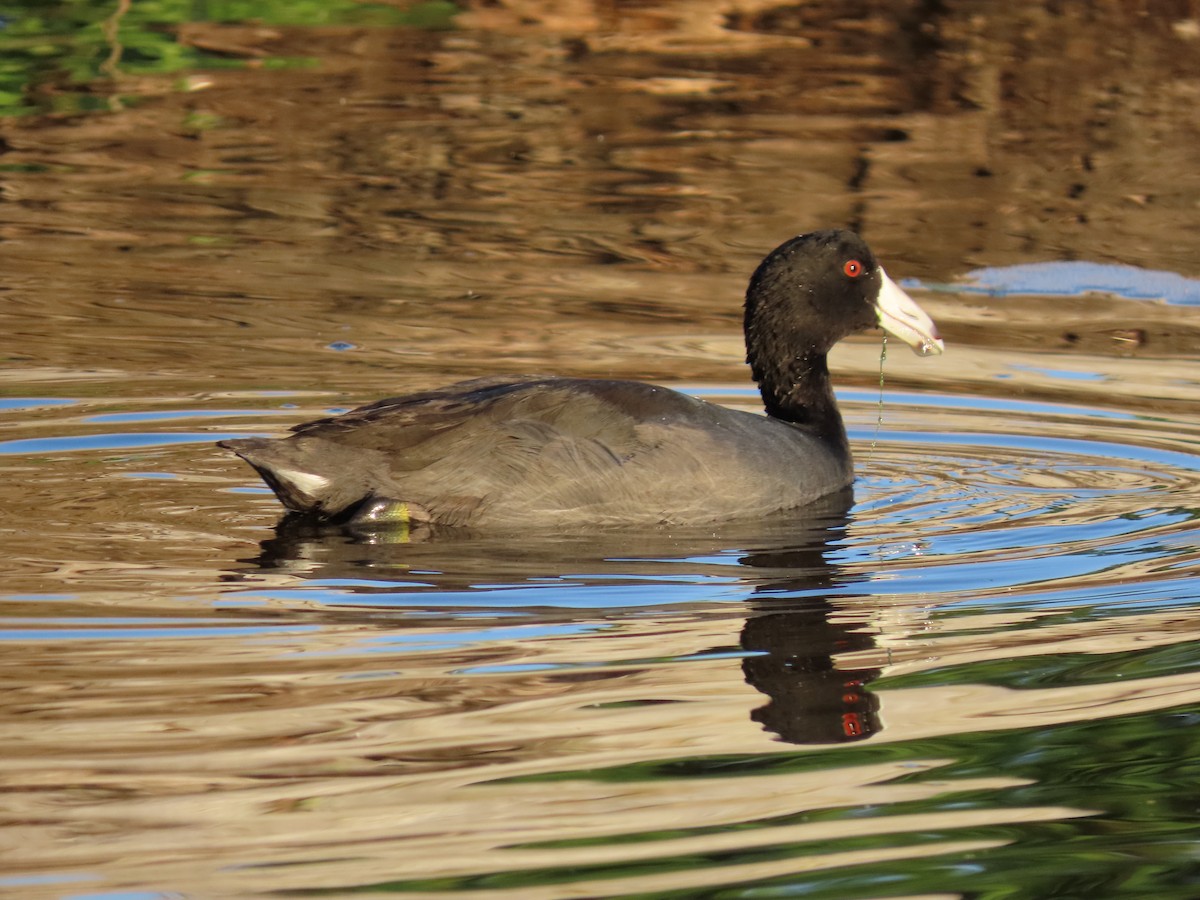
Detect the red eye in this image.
<box><xmin>844</xmin><ymin>259</ymin><xmax>863</xmax><ymax>277</ymax></box>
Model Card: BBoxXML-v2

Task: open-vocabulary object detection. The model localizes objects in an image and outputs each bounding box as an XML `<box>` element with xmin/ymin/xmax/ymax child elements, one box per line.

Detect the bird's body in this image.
<box><xmin>224</xmin><ymin>375</ymin><xmax>851</xmax><ymax>527</ymax></box>
<box><xmin>220</xmin><ymin>230</ymin><xmax>943</xmax><ymax>529</ymax></box>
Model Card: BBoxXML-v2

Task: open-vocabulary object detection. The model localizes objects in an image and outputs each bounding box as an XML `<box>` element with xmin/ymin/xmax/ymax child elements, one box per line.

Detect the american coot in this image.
<box><xmin>220</xmin><ymin>230</ymin><xmax>943</xmax><ymax>528</ymax></box>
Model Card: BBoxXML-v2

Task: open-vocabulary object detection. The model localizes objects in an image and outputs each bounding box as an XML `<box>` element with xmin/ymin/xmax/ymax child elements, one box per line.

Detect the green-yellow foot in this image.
<box><xmin>345</xmin><ymin>498</ymin><xmax>432</xmax><ymax>541</ymax></box>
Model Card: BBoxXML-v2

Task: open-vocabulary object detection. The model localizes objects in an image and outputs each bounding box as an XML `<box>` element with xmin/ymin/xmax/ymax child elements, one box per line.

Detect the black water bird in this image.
<box><xmin>220</xmin><ymin>230</ymin><xmax>943</xmax><ymax>528</ymax></box>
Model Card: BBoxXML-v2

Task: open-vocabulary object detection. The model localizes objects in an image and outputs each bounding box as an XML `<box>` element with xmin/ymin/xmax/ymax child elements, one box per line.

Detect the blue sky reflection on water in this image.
<box><xmin>904</xmin><ymin>260</ymin><xmax>1200</xmax><ymax>305</ymax></box>
<box><xmin>231</xmin><ymin>576</ymin><xmax>747</xmax><ymax>611</ymax></box>
<box><xmin>0</xmin><ymin>432</ymin><xmax>228</xmax><ymax>455</ymax></box>
<box><xmin>961</xmin><ymin>261</ymin><xmax>1200</xmax><ymax>305</ymax></box>
<box><xmin>0</xmin><ymin>624</ymin><xmax>322</xmax><ymax>641</ymax></box>
<box><xmin>0</xmin><ymin>397</ymin><xmax>78</xmax><ymax>411</ymax></box>
<box><xmin>866</xmin><ymin>430</ymin><xmax>1200</xmax><ymax>473</ymax></box>
<box><xmin>82</xmin><ymin>409</ymin><xmax>296</xmax><ymax>424</ymax></box>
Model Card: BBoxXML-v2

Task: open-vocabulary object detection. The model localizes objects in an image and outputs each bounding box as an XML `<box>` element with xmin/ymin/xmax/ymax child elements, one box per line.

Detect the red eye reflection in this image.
<box><xmin>843</xmin><ymin>259</ymin><xmax>863</xmax><ymax>278</ymax></box>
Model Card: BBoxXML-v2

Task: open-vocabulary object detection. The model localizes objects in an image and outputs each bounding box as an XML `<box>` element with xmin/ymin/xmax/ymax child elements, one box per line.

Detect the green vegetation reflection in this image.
<box><xmin>0</xmin><ymin>0</ymin><xmax>460</xmax><ymax>116</ymax></box>
<box><xmin>291</xmin><ymin>704</ymin><xmax>1200</xmax><ymax>897</ymax></box>
<box><xmin>875</xmin><ymin>640</ymin><xmax>1200</xmax><ymax>692</ymax></box>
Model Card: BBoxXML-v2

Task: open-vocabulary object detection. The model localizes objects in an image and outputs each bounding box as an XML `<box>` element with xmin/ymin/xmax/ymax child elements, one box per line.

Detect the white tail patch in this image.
<box><xmin>275</xmin><ymin>468</ymin><xmax>330</xmax><ymax>497</ymax></box>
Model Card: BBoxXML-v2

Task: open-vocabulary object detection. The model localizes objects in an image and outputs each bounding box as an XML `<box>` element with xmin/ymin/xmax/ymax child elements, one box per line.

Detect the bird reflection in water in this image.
<box><xmin>736</xmin><ymin>489</ymin><xmax>881</xmax><ymax>744</ymax></box>
<box><xmin>235</xmin><ymin>487</ymin><xmax>880</xmax><ymax>746</ymax></box>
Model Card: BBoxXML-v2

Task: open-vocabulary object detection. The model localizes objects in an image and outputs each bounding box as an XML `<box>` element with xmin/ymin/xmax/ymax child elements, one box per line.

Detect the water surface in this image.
<box><xmin>2</xmin><ymin>2</ymin><xmax>1200</xmax><ymax>898</ymax></box>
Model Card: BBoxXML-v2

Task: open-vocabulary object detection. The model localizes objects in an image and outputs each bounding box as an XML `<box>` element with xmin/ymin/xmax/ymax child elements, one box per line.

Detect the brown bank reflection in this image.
<box><xmin>237</xmin><ymin>487</ymin><xmax>877</xmax><ymax>746</ymax></box>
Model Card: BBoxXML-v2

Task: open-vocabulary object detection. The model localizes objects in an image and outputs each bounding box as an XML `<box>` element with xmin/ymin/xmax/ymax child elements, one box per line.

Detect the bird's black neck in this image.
<box><xmin>755</xmin><ymin>351</ymin><xmax>849</xmax><ymax>452</ymax></box>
